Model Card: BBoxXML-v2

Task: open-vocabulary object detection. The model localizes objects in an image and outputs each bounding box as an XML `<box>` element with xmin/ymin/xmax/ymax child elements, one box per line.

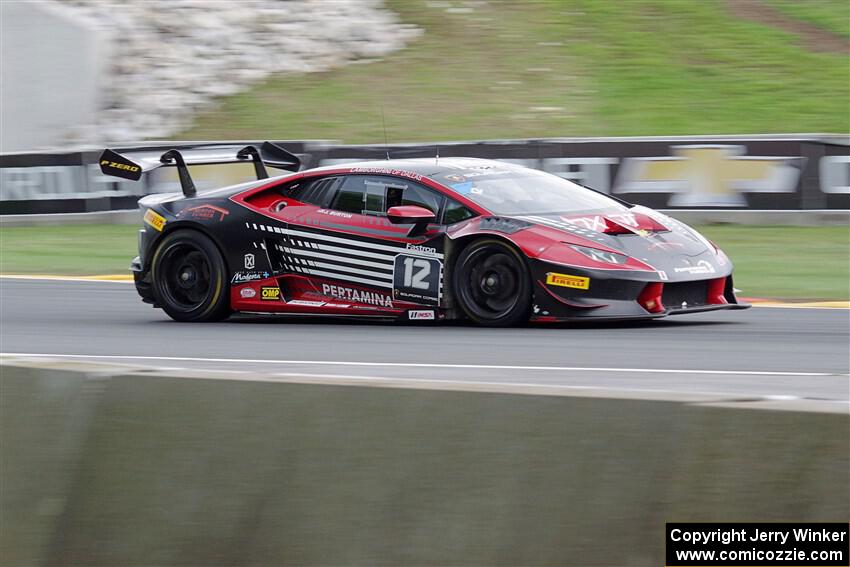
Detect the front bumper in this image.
<box><xmin>528</xmin><ymin>258</ymin><xmax>749</xmax><ymax>321</ymax></box>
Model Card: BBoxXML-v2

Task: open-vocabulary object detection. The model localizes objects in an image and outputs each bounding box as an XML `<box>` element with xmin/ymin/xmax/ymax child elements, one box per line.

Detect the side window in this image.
<box><xmin>386</xmin><ymin>182</ymin><xmax>443</xmax><ymax>214</ymax></box>
<box><xmin>443</xmin><ymin>198</ymin><xmax>476</xmax><ymax>224</ymax></box>
<box><xmin>330</xmin><ymin>176</ymin><xmax>368</xmax><ymax>214</ymax></box>
<box><xmin>287</xmin><ymin>176</ymin><xmax>339</xmax><ymax>207</ymax></box>
<box><xmin>329</xmin><ymin>175</ymin><xmax>444</xmax><ymax>217</ymax></box>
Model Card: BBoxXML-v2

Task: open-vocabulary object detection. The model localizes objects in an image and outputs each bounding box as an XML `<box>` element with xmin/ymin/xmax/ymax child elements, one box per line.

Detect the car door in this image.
<box><xmin>282</xmin><ymin>174</ymin><xmax>447</xmax><ymax>308</ymax></box>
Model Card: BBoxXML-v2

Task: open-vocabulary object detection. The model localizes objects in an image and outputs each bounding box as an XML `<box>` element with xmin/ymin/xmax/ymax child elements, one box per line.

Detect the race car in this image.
<box><xmin>100</xmin><ymin>142</ymin><xmax>750</xmax><ymax>326</ymax></box>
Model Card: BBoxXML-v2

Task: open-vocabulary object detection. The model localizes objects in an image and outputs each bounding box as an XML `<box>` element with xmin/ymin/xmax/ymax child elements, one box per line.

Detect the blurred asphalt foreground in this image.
<box><xmin>1</xmin><ymin>0</ymin><xmax>849</xmax><ymax>565</ymax></box>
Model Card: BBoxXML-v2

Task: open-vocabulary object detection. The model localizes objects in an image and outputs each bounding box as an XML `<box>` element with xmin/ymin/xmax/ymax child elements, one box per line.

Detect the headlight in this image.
<box><xmin>570</xmin><ymin>244</ymin><xmax>628</xmax><ymax>265</ymax></box>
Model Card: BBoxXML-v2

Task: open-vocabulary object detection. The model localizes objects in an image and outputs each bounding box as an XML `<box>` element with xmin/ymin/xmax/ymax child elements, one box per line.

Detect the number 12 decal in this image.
<box><xmin>394</xmin><ymin>255</ymin><xmax>441</xmax><ymax>306</ymax></box>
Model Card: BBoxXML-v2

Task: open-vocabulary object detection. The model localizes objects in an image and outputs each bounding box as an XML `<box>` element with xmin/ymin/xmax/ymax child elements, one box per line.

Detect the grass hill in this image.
<box><xmin>179</xmin><ymin>0</ymin><xmax>849</xmax><ymax>143</ymax></box>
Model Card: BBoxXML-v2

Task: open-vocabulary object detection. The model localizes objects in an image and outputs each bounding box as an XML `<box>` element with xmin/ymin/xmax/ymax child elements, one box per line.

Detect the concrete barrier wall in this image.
<box><xmin>2</xmin><ymin>363</ymin><xmax>847</xmax><ymax>566</ymax></box>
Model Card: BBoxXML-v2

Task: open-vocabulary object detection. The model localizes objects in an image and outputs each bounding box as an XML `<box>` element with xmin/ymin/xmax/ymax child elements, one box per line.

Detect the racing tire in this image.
<box><xmin>151</xmin><ymin>230</ymin><xmax>230</xmax><ymax>322</ymax></box>
<box><xmin>452</xmin><ymin>238</ymin><xmax>531</xmax><ymax>327</ymax></box>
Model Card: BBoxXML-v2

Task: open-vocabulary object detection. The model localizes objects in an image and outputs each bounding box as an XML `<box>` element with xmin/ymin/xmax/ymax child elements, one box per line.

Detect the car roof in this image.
<box><xmin>308</xmin><ymin>157</ymin><xmax>524</xmax><ymax>181</ymax></box>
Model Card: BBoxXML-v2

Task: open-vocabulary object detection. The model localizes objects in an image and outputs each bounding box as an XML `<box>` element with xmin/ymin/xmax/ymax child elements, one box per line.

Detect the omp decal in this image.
<box><xmin>144</xmin><ymin>209</ymin><xmax>166</xmax><ymax>231</ymax></box>
<box><xmin>546</xmin><ymin>272</ymin><xmax>590</xmax><ymax>290</ymax></box>
<box><xmin>261</xmin><ymin>286</ymin><xmax>281</xmax><ymax>301</ymax></box>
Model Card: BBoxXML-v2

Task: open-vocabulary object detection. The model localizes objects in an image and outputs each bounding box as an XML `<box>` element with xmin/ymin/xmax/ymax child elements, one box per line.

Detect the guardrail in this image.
<box><xmin>2</xmin><ymin>359</ymin><xmax>847</xmax><ymax>566</ymax></box>
<box><xmin>1</xmin><ymin>135</ymin><xmax>847</xmax><ymax>215</ymax></box>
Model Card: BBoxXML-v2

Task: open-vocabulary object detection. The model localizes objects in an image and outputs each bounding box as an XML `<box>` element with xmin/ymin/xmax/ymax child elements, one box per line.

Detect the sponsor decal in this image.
<box><xmin>393</xmin><ymin>255</ymin><xmax>442</xmax><ymax>306</ymax></box>
<box><xmin>231</xmin><ymin>271</ymin><xmax>269</xmax><ymax>284</ymax></box>
<box><xmin>240</xmin><ymin>288</ymin><xmax>256</xmax><ymax>298</ymax></box>
<box><xmin>261</xmin><ymin>286</ymin><xmax>281</xmax><ymax>301</ymax></box>
<box><xmin>561</xmin><ymin>215</ymin><xmax>607</xmax><ymax>232</ymax></box>
<box><xmin>405</xmin><ymin>243</ymin><xmax>441</xmax><ymax>258</ymax></box>
<box><xmin>322</xmin><ymin>283</ymin><xmax>393</xmax><ymax>308</ymax></box>
<box><xmin>316</xmin><ymin>209</ymin><xmax>353</xmax><ymax>219</ymax></box>
<box><xmin>143</xmin><ymin>209</ymin><xmax>166</xmax><ymax>232</ymax></box>
<box><xmin>181</xmin><ymin>204</ymin><xmax>229</xmax><ymax>221</ymax></box>
<box><xmin>658</xmin><ymin>270</ymin><xmax>669</xmax><ymax>281</ymax></box>
<box><xmin>545</xmin><ymin>272</ymin><xmax>590</xmax><ymax>290</ymax></box>
<box><xmin>673</xmin><ymin>259</ymin><xmax>715</xmax><ymax>275</ymax></box>
<box><xmin>244</xmin><ymin>253</ymin><xmax>255</xmax><ymax>269</ymax></box>
<box><xmin>613</xmin><ymin>144</ymin><xmax>803</xmax><ymax>207</ymax></box>
<box><xmin>349</xmin><ymin>167</ymin><xmax>423</xmax><ymax>181</ymax></box>
<box><xmin>100</xmin><ymin>159</ymin><xmax>140</xmax><ymax>174</ymax></box>
<box><xmin>408</xmin><ymin>310</ymin><xmax>435</xmax><ymax>320</ymax></box>
<box><xmin>286</xmin><ymin>299</ymin><xmax>326</xmax><ymax>307</ymax></box>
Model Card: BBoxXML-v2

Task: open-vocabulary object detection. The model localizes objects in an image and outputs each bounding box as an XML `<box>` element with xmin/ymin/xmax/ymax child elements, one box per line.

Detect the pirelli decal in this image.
<box><xmin>144</xmin><ymin>209</ymin><xmax>166</xmax><ymax>232</ymax></box>
<box><xmin>546</xmin><ymin>272</ymin><xmax>590</xmax><ymax>290</ymax></box>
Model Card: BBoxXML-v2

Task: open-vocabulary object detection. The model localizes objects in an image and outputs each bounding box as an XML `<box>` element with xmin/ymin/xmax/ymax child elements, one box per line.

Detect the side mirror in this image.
<box><xmin>387</xmin><ymin>205</ymin><xmax>435</xmax><ymax>237</ymax></box>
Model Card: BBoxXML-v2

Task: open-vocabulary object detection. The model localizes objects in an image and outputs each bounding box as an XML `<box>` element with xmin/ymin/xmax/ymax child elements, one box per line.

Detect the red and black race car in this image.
<box><xmin>100</xmin><ymin>142</ymin><xmax>749</xmax><ymax>326</ymax></box>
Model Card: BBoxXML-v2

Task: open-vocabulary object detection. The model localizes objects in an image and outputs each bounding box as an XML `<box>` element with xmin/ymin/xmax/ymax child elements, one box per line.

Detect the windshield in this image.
<box><xmin>436</xmin><ymin>166</ymin><xmax>628</xmax><ymax>215</ymax></box>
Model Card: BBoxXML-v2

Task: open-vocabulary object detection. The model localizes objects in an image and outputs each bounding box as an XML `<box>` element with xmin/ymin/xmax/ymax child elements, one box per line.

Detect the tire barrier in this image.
<box><xmin>2</xmin><ymin>360</ymin><xmax>847</xmax><ymax>566</ymax></box>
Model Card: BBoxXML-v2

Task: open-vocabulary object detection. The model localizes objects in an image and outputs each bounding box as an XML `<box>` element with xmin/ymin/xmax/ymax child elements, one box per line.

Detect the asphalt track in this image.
<box><xmin>1</xmin><ymin>277</ymin><xmax>848</xmax><ymax>402</ymax></box>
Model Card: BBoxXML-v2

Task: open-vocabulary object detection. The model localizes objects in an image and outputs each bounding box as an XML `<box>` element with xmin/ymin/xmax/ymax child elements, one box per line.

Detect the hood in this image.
<box><xmin>512</xmin><ymin>206</ymin><xmax>729</xmax><ymax>279</ymax></box>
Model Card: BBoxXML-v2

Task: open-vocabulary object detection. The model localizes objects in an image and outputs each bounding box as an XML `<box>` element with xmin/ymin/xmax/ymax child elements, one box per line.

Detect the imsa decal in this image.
<box><xmin>545</xmin><ymin>272</ymin><xmax>590</xmax><ymax>290</ymax></box>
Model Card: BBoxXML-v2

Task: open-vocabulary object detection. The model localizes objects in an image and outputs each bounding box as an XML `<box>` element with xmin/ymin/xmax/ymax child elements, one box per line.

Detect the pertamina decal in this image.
<box><xmin>261</xmin><ymin>286</ymin><xmax>281</xmax><ymax>301</ymax></box>
<box><xmin>144</xmin><ymin>209</ymin><xmax>166</xmax><ymax>232</ymax></box>
<box><xmin>546</xmin><ymin>272</ymin><xmax>590</xmax><ymax>290</ymax></box>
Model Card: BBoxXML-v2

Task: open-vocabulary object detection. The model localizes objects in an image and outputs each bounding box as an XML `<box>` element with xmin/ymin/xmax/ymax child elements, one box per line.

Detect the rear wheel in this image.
<box><xmin>151</xmin><ymin>230</ymin><xmax>230</xmax><ymax>322</ymax></box>
<box><xmin>452</xmin><ymin>238</ymin><xmax>531</xmax><ymax>327</ymax></box>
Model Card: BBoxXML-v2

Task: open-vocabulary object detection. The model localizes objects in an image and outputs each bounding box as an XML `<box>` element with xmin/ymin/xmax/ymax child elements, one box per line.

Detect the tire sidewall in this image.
<box><xmin>151</xmin><ymin>229</ymin><xmax>229</xmax><ymax>322</ymax></box>
<box><xmin>452</xmin><ymin>238</ymin><xmax>531</xmax><ymax>327</ymax></box>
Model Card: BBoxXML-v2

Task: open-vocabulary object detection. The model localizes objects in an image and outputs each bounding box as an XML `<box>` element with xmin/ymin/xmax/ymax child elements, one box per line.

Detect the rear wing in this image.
<box><xmin>98</xmin><ymin>142</ymin><xmax>301</xmax><ymax>197</ymax></box>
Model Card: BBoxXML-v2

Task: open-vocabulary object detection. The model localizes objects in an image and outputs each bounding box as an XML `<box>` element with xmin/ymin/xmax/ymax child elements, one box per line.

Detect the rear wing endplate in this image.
<box><xmin>98</xmin><ymin>142</ymin><xmax>301</xmax><ymax>197</ymax></box>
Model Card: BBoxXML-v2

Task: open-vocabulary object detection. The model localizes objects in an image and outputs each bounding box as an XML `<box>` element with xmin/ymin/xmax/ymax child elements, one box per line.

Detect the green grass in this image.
<box><xmin>765</xmin><ymin>0</ymin><xmax>850</xmax><ymax>39</ymax></box>
<box><xmin>697</xmin><ymin>225</ymin><xmax>849</xmax><ymax>300</ymax></box>
<box><xmin>1</xmin><ymin>223</ymin><xmax>847</xmax><ymax>300</ymax></box>
<box><xmin>178</xmin><ymin>0</ymin><xmax>849</xmax><ymax>143</ymax></box>
<box><xmin>0</xmin><ymin>224</ymin><xmax>138</xmax><ymax>276</ymax></box>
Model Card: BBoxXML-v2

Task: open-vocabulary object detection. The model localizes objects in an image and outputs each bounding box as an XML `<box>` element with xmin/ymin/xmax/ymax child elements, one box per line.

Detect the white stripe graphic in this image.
<box><xmin>280</xmin><ymin>227</ymin><xmax>445</xmax><ymax>259</ymax></box>
<box><xmin>299</xmin><ymin>268</ymin><xmax>393</xmax><ymax>289</ymax></box>
<box><xmin>281</xmin><ymin>246</ymin><xmax>393</xmax><ymax>272</ymax></box>
<box><xmin>295</xmin><ymin>259</ymin><xmax>393</xmax><ymax>282</ymax></box>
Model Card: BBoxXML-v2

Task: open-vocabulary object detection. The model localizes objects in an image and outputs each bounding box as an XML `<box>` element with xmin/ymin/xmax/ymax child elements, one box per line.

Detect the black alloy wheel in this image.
<box><xmin>151</xmin><ymin>230</ymin><xmax>230</xmax><ymax>322</ymax></box>
<box><xmin>453</xmin><ymin>238</ymin><xmax>531</xmax><ymax>327</ymax></box>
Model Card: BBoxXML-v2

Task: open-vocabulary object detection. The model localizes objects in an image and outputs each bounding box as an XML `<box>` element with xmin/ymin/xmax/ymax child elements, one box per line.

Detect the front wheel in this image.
<box><xmin>452</xmin><ymin>238</ymin><xmax>531</xmax><ymax>327</ymax></box>
<box><xmin>151</xmin><ymin>230</ymin><xmax>230</xmax><ymax>322</ymax></box>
